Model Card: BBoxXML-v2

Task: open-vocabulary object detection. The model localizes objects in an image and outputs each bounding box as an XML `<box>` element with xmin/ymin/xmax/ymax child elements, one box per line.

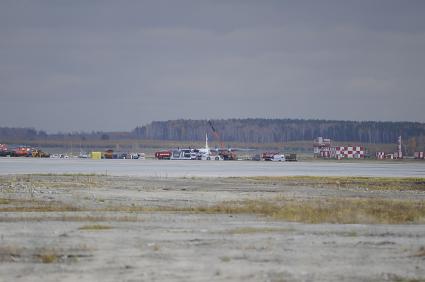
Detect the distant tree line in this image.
<box><xmin>2</xmin><ymin>119</ymin><xmax>425</xmax><ymax>150</ymax></box>
<box><xmin>133</xmin><ymin>119</ymin><xmax>425</xmax><ymax>145</ymax></box>
<box><xmin>0</xmin><ymin>127</ymin><xmax>135</xmax><ymax>143</ymax></box>
<box><xmin>0</xmin><ymin>127</ymin><xmax>47</xmax><ymax>141</ymax></box>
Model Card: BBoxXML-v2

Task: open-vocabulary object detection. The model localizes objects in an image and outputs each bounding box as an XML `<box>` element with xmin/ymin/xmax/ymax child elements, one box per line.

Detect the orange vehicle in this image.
<box><xmin>31</xmin><ymin>149</ymin><xmax>50</xmax><ymax>158</ymax></box>
<box><xmin>104</xmin><ymin>149</ymin><xmax>114</xmax><ymax>159</ymax></box>
<box><xmin>218</xmin><ymin>149</ymin><xmax>237</xmax><ymax>161</ymax></box>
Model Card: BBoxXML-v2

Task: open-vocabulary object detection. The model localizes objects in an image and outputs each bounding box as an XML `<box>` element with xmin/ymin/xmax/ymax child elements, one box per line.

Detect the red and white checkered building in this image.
<box><xmin>376</xmin><ymin>137</ymin><xmax>404</xmax><ymax>160</ymax></box>
<box><xmin>415</xmin><ymin>152</ymin><xmax>425</xmax><ymax>159</ymax></box>
<box><xmin>376</xmin><ymin>152</ymin><xmax>386</xmax><ymax>159</ymax></box>
<box><xmin>314</xmin><ymin>137</ymin><xmax>366</xmax><ymax>159</ymax></box>
<box><xmin>331</xmin><ymin>146</ymin><xmax>365</xmax><ymax>159</ymax></box>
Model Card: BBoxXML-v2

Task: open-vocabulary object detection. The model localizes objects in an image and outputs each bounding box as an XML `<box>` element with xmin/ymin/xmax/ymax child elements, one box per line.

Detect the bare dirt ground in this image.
<box><xmin>1</xmin><ymin>175</ymin><xmax>425</xmax><ymax>282</ymax></box>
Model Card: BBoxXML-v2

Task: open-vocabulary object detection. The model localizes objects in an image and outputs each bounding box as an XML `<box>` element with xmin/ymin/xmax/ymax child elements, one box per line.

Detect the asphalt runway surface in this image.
<box><xmin>1</xmin><ymin>158</ymin><xmax>424</xmax><ymax>177</ymax></box>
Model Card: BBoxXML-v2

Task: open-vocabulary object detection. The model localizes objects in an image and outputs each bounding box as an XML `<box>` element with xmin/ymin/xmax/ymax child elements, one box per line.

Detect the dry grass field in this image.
<box><xmin>1</xmin><ymin>174</ymin><xmax>425</xmax><ymax>281</ymax></box>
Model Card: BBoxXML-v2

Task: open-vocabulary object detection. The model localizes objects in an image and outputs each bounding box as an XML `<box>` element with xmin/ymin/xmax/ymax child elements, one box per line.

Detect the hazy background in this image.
<box><xmin>1</xmin><ymin>0</ymin><xmax>424</xmax><ymax>132</ymax></box>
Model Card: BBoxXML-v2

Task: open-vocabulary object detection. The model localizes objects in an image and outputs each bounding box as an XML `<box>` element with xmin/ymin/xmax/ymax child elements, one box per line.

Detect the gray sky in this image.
<box><xmin>1</xmin><ymin>0</ymin><xmax>425</xmax><ymax>132</ymax></box>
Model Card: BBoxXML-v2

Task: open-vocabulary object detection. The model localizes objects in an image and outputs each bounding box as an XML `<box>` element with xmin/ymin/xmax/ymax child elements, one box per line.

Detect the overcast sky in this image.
<box><xmin>1</xmin><ymin>0</ymin><xmax>424</xmax><ymax>132</ymax></box>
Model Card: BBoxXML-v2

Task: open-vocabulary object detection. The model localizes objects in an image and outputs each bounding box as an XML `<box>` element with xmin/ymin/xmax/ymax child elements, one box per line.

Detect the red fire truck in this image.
<box><xmin>155</xmin><ymin>151</ymin><xmax>172</xmax><ymax>160</ymax></box>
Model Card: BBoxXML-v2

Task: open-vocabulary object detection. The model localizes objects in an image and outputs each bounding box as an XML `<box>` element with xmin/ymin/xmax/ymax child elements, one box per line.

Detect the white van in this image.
<box><xmin>271</xmin><ymin>154</ymin><xmax>285</xmax><ymax>162</ymax></box>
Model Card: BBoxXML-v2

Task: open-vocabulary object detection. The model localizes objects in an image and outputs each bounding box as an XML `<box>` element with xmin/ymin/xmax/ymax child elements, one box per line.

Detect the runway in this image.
<box><xmin>1</xmin><ymin>158</ymin><xmax>424</xmax><ymax>177</ymax></box>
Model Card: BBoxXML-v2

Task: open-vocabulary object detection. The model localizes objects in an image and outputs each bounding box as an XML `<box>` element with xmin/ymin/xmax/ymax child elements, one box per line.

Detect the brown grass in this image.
<box><xmin>2</xmin><ymin>175</ymin><xmax>425</xmax><ymax>224</ymax></box>
<box><xmin>0</xmin><ymin>215</ymin><xmax>140</xmax><ymax>222</ymax></box>
<box><xmin>226</xmin><ymin>227</ymin><xmax>294</xmax><ymax>234</ymax></box>
<box><xmin>0</xmin><ymin>245</ymin><xmax>22</xmax><ymax>262</ymax></box>
<box><xmin>0</xmin><ymin>198</ymin><xmax>80</xmax><ymax>212</ymax></box>
<box><xmin>392</xmin><ymin>277</ymin><xmax>425</xmax><ymax>282</ymax></box>
<box><xmin>195</xmin><ymin>197</ymin><xmax>425</xmax><ymax>224</ymax></box>
<box><xmin>242</xmin><ymin>176</ymin><xmax>425</xmax><ymax>191</ymax></box>
<box><xmin>219</xmin><ymin>256</ymin><xmax>231</xmax><ymax>262</ymax></box>
<box><xmin>413</xmin><ymin>246</ymin><xmax>425</xmax><ymax>257</ymax></box>
<box><xmin>99</xmin><ymin>196</ymin><xmax>425</xmax><ymax>224</ymax></box>
<box><xmin>1</xmin><ymin>195</ymin><xmax>424</xmax><ymax>224</ymax></box>
<box><xmin>0</xmin><ymin>199</ymin><xmax>10</xmax><ymax>204</ymax></box>
<box><xmin>0</xmin><ymin>245</ymin><xmax>93</xmax><ymax>263</ymax></box>
<box><xmin>0</xmin><ymin>174</ymin><xmax>107</xmax><ymax>190</ymax></box>
<box><xmin>37</xmin><ymin>251</ymin><xmax>59</xmax><ymax>263</ymax></box>
<box><xmin>78</xmin><ymin>224</ymin><xmax>113</xmax><ymax>230</ymax></box>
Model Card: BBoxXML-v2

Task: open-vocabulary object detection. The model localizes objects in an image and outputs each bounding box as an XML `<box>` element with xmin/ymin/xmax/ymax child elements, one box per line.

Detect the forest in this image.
<box><xmin>2</xmin><ymin>119</ymin><xmax>425</xmax><ymax>150</ymax></box>
<box><xmin>133</xmin><ymin>119</ymin><xmax>425</xmax><ymax>145</ymax></box>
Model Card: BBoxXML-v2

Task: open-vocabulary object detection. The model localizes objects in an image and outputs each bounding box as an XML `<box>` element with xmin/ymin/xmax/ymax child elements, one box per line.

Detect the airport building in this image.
<box><xmin>314</xmin><ymin>137</ymin><xmax>366</xmax><ymax>159</ymax></box>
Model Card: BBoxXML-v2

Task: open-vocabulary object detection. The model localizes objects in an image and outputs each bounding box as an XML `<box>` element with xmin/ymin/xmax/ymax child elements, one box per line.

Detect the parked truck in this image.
<box><xmin>155</xmin><ymin>151</ymin><xmax>172</xmax><ymax>160</ymax></box>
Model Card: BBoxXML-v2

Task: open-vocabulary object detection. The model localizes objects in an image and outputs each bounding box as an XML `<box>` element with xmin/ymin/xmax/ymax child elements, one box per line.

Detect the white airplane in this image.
<box><xmin>197</xmin><ymin>133</ymin><xmax>223</xmax><ymax>160</ymax></box>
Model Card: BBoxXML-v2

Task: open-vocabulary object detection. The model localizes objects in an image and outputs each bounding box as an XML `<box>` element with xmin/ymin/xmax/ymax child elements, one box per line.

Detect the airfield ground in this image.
<box><xmin>0</xmin><ymin>175</ymin><xmax>425</xmax><ymax>281</ymax></box>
